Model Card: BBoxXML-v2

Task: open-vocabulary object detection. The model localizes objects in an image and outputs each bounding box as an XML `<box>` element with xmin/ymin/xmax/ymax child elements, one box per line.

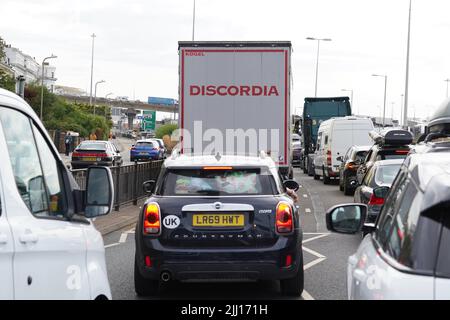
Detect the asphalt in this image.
<box><xmin>102</xmin><ymin>167</ymin><xmax>362</xmax><ymax>300</ymax></box>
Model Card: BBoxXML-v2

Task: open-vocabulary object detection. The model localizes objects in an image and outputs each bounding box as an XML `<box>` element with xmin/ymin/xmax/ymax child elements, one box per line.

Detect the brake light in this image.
<box><xmin>203</xmin><ymin>166</ymin><xmax>233</xmax><ymax>170</ymax></box>
<box><xmin>368</xmin><ymin>194</ymin><xmax>385</xmax><ymax>206</ymax></box>
<box><xmin>345</xmin><ymin>162</ymin><xmax>358</xmax><ymax>171</ymax></box>
<box><xmin>285</xmin><ymin>254</ymin><xmax>293</xmax><ymax>267</ymax></box>
<box><xmin>395</xmin><ymin>150</ymin><xmax>410</xmax><ymax>155</ymax></box>
<box><xmin>143</xmin><ymin>203</ymin><xmax>161</xmax><ymax>235</ymax></box>
<box><xmin>276</xmin><ymin>202</ymin><xmax>293</xmax><ymax>234</ymax></box>
<box><xmin>327</xmin><ymin>150</ymin><xmax>332</xmax><ymax>166</ymax></box>
<box><xmin>72</xmin><ymin>151</ymin><xmax>81</xmax><ymax>157</ymax></box>
<box><xmin>145</xmin><ymin>256</ymin><xmax>152</xmax><ymax>267</ymax></box>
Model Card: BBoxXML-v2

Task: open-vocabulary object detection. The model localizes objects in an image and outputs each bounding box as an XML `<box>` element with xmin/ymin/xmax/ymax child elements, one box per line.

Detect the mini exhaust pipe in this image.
<box><xmin>161</xmin><ymin>271</ymin><xmax>171</xmax><ymax>282</ymax></box>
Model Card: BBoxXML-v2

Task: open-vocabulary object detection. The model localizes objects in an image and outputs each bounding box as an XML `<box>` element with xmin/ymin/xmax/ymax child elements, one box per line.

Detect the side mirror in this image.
<box><xmin>373</xmin><ymin>186</ymin><xmax>390</xmax><ymax>199</ymax></box>
<box><xmin>143</xmin><ymin>180</ymin><xmax>156</xmax><ymax>194</ymax></box>
<box><xmin>336</xmin><ymin>156</ymin><xmax>343</xmax><ymax>162</ymax></box>
<box><xmin>85</xmin><ymin>167</ymin><xmax>114</xmax><ymax>218</ymax></box>
<box><xmin>283</xmin><ymin>179</ymin><xmax>300</xmax><ymax>192</ymax></box>
<box><xmin>325</xmin><ymin>204</ymin><xmax>367</xmax><ymax>234</ymax></box>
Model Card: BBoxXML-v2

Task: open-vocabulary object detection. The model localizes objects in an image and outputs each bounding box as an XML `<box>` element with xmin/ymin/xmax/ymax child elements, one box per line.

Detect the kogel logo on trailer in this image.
<box><xmin>190</xmin><ymin>85</ymin><xmax>279</xmax><ymax>97</ymax></box>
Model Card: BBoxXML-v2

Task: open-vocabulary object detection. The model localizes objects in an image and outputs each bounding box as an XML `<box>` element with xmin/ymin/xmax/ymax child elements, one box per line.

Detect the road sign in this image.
<box><xmin>141</xmin><ymin>110</ymin><xmax>156</xmax><ymax>131</ymax></box>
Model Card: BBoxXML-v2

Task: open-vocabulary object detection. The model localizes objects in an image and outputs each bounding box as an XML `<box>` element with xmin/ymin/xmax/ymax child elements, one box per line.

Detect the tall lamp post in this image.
<box><xmin>105</xmin><ymin>92</ymin><xmax>113</xmax><ymax>118</ymax></box>
<box><xmin>93</xmin><ymin>80</ymin><xmax>105</xmax><ymax>115</ymax></box>
<box><xmin>89</xmin><ymin>33</ymin><xmax>96</xmax><ymax>106</ymax></box>
<box><xmin>192</xmin><ymin>0</ymin><xmax>196</xmax><ymax>41</ymax></box>
<box><xmin>445</xmin><ymin>79</ymin><xmax>450</xmax><ymax>98</ymax></box>
<box><xmin>372</xmin><ymin>74</ymin><xmax>388</xmax><ymax>127</ymax></box>
<box><xmin>40</xmin><ymin>54</ymin><xmax>57</xmax><ymax>120</ymax></box>
<box><xmin>403</xmin><ymin>0</ymin><xmax>412</xmax><ymax>129</ymax></box>
<box><xmin>306</xmin><ymin>37</ymin><xmax>332</xmax><ymax>97</ymax></box>
<box><xmin>341</xmin><ymin>89</ymin><xmax>354</xmax><ymax>114</ymax></box>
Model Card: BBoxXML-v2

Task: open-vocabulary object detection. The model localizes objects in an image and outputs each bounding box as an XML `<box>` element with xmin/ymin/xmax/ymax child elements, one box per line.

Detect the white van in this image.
<box><xmin>0</xmin><ymin>88</ymin><xmax>114</xmax><ymax>299</ymax></box>
<box><xmin>313</xmin><ymin>117</ymin><xmax>374</xmax><ymax>184</ymax></box>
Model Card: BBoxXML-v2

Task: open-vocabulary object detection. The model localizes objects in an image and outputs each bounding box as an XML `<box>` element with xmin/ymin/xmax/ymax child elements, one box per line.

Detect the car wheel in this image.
<box><xmin>339</xmin><ymin>180</ymin><xmax>344</xmax><ymax>191</ymax></box>
<box><xmin>134</xmin><ymin>257</ymin><xmax>159</xmax><ymax>296</ymax></box>
<box><xmin>323</xmin><ymin>168</ymin><xmax>331</xmax><ymax>185</ymax></box>
<box><xmin>280</xmin><ymin>253</ymin><xmax>304</xmax><ymax>297</ymax></box>
<box><xmin>313</xmin><ymin>171</ymin><xmax>320</xmax><ymax>180</ymax></box>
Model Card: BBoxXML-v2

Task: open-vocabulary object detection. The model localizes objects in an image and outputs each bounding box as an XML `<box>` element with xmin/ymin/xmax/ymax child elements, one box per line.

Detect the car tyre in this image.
<box><xmin>280</xmin><ymin>253</ymin><xmax>304</xmax><ymax>297</ymax></box>
<box><xmin>339</xmin><ymin>179</ymin><xmax>344</xmax><ymax>191</ymax></box>
<box><xmin>313</xmin><ymin>172</ymin><xmax>320</xmax><ymax>180</ymax></box>
<box><xmin>323</xmin><ymin>168</ymin><xmax>331</xmax><ymax>185</ymax></box>
<box><xmin>134</xmin><ymin>257</ymin><xmax>159</xmax><ymax>296</ymax></box>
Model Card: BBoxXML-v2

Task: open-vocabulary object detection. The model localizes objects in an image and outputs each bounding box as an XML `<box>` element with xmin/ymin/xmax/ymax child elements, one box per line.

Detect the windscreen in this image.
<box><xmin>78</xmin><ymin>142</ymin><xmax>107</xmax><ymax>151</ymax></box>
<box><xmin>136</xmin><ymin>142</ymin><xmax>154</xmax><ymax>148</ymax></box>
<box><xmin>160</xmin><ymin>168</ymin><xmax>276</xmax><ymax>196</ymax></box>
<box><xmin>374</xmin><ymin>164</ymin><xmax>402</xmax><ymax>186</ymax></box>
<box><xmin>355</xmin><ymin>151</ymin><xmax>368</xmax><ymax>162</ymax></box>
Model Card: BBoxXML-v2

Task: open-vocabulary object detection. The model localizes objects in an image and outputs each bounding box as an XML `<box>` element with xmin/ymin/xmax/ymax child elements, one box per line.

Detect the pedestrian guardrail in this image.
<box><xmin>71</xmin><ymin>160</ymin><xmax>163</xmax><ymax>211</ymax></box>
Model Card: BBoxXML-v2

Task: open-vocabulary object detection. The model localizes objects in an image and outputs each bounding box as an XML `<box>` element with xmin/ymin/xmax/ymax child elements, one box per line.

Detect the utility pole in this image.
<box><xmin>372</xmin><ymin>74</ymin><xmax>388</xmax><ymax>127</ymax></box>
<box><xmin>40</xmin><ymin>54</ymin><xmax>57</xmax><ymax>120</ymax></box>
<box><xmin>306</xmin><ymin>37</ymin><xmax>332</xmax><ymax>97</ymax></box>
<box><xmin>89</xmin><ymin>33</ymin><xmax>96</xmax><ymax>106</ymax></box>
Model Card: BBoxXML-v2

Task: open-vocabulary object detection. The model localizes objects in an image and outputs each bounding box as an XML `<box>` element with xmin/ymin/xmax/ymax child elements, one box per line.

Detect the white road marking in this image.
<box><xmin>303</xmin><ymin>257</ymin><xmax>327</xmax><ymax>271</ymax></box>
<box><xmin>305</xmin><ymin>208</ymin><xmax>312</xmax><ymax>213</ymax></box>
<box><xmin>104</xmin><ymin>243</ymin><xmax>121</xmax><ymax>249</ymax></box>
<box><xmin>119</xmin><ymin>233</ymin><xmax>128</xmax><ymax>243</ymax></box>
<box><xmin>303</xmin><ymin>194</ymin><xmax>308</xmax><ymax>198</ymax></box>
<box><xmin>302</xmin><ymin>233</ymin><xmax>330</xmax><ymax>244</ymax></box>
<box><xmin>303</xmin><ymin>232</ymin><xmax>328</xmax><ymax>235</ymax></box>
<box><xmin>302</xmin><ymin>246</ymin><xmax>326</xmax><ymax>259</ymax></box>
<box><xmin>301</xmin><ymin>290</ymin><xmax>315</xmax><ymax>300</ymax></box>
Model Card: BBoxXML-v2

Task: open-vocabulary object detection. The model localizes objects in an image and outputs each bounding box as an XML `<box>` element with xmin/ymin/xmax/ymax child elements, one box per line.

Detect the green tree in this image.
<box><xmin>156</xmin><ymin>123</ymin><xmax>178</xmax><ymax>139</ymax></box>
<box><xmin>0</xmin><ymin>36</ymin><xmax>5</xmax><ymax>61</ymax></box>
<box><xmin>0</xmin><ymin>71</ymin><xmax>15</xmax><ymax>92</ymax></box>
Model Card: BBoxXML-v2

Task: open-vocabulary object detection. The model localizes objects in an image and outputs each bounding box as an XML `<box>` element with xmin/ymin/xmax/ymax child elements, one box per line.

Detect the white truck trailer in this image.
<box><xmin>178</xmin><ymin>41</ymin><xmax>293</xmax><ymax>178</ymax></box>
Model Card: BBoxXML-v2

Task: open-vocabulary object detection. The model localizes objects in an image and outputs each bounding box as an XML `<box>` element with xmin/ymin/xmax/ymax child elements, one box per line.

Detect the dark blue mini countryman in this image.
<box><xmin>134</xmin><ymin>152</ymin><xmax>304</xmax><ymax>296</ymax></box>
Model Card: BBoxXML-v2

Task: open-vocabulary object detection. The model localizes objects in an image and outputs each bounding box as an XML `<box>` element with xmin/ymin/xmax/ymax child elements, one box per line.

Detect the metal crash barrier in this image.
<box><xmin>71</xmin><ymin>160</ymin><xmax>163</xmax><ymax>211</ymax></box>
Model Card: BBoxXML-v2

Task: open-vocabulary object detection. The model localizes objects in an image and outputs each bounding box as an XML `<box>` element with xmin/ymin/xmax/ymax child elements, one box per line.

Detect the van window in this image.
<box><xmin>324</xmin><ymin>136</ymin><xmax>329</xmax><ymax>145</ymax></box>
<box><xmin>0</xmin><ymin>108</ymin><xmax>66</xmax><ymax>219</ymax></box>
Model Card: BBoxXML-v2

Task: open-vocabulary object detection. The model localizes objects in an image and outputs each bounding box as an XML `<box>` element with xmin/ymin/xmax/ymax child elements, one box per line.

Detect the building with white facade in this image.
<box><xmin>3</xmin><ymin>45</ymin><xmax>57</xmax><ymax>92</ymax></box>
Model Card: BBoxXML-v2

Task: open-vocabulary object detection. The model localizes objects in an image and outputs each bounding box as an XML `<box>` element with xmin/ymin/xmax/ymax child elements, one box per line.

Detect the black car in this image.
<box><xmin>134</xmin><ymin>154</ymin><xmax>303</xmax><ymax>296</ymax></box>
<box><xmin>71</xmin><ymin>140</ymin><xmax>123</xmax><ymax>169</ymax></box>
<box><xmin>338</xmin><ymin>145</ymin><xmax>370</xmax><ymax>195</ymax></box>
<box><xmin>353</xmin><ymin>159</ymin><xmax>403</xmax><ymax>224</ymax></box>
<box><xmin>356</xmin><ymin>129</ymin><xmax>413</xmax><ymax>184</ymax></box>
<box><xmin>292</xmin><ymin>141</ymin><xmax>302</xmax><ymax>166</ymax></box>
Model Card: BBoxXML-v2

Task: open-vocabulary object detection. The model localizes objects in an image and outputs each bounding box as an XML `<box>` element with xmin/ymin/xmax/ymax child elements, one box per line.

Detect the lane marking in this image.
<box><xmin>303</xmin><ymin>194</ymin><xmax>308</xmax><ymax>198</ymax></box>
<box><xmin>119</xmin><ymin>233</ymin><xmax>128</xmax><ymax>243</ymax></box>
<box><xmin>305</xmin><ymin>208</ymin><xmax>311</xmax><ymax>213</ymax></box>
<box><xmin>303</xmin><ymin>257</ymin><xmax>327</xmax><ymax>271</ymax></box>
<box><xmin>104</xmin><ymin>243</ymin><xmax>121</xmax><ymax>249</ymax></box>
<box><xmin>302</xmin><ymin>233</ymin><xmax>330</xmax><ymax>244</ymax></box>
<box><xmin>303</xmin><ymin>232</ymin><xmax>329</xmax><ymax>235</ymax></box>
<box><xmin>302</xmin><ymin>246</ymin><xmax>326</xmax><ymax>259</ymax></box>
<box><xmin>301</xmin><ymin>290</ymin><xmax>315</xmax><ymax>300</ymax></box>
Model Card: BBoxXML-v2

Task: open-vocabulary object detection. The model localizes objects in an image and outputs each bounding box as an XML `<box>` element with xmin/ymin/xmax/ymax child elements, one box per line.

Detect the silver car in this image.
<box><xmin>326</xmin><ymin>152</ymin><xmax>450</xmax><ymax>300</ymax></box>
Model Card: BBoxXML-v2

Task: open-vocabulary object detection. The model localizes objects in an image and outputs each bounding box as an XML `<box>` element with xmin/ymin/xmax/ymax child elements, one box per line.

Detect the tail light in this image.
<box><xmin>276</xmin><ymin>202</ymin><xmax>293</xmax><ymax>234</ymax></box>
<box><xmin>143</xmin><ymin>203</ymin><xmax>161</xmax><ymax>235</ymax></box>
<box><xmin>285</xmin><ymin>254</ymin><xmax>293</xmax><ymax>267</ymax></box>
<box><xmin>327</xmin><ymin>150</ymin><xmax>332</xmax><ymax>166</ymax></box>
<box><xmin>345</xmin><ymin>161</ymin><xmax>358</xmax><ymax>171</ymax></box>
<box><xmin>395</xmin><ymin>150</ymin><xmax>410</xmax><ymax>155</ymax></box>
<box><xmin>72</xmin><ymin>151</ymin><xmax>81</xmax><ymax>157</ymax></box>
<box><xmin>368</xmin><ymin>194</ymin><xmax>385</xmax><ymax>206</ymax></box>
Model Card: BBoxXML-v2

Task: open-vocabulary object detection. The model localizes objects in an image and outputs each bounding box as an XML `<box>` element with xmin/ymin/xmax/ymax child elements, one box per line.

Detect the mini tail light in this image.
<box><xmin>276</xmin><ymin>202</ymin><xmax>293</xmax><ymax>234</ymax></box>
<box><xmin>143</xmin><ymin>203</ymin><xmax>161</xmax><ymax>235</ymax></box>
<box><xmin>368</xmin><ymin>194</ymin><xmax>385</xmax><ymax>206</ymax></box>
<box><xmin>345</xmin><ymin>162</ymin><xmax>357</xmax><ymax>171</ymax></box>
<box><xmin>285</xmin><ymin>254</ymin><xmax>293</xmax><ymax>267</ymax></box>
<box><xmin>145</xmin><ymin>256</ymin><xmax>152</xmax><ymax>267</ymax></box>
<box><xmin>396</xmin><ymin>150</ymin><xmax>410</xmax><ymax>155</ymax></box>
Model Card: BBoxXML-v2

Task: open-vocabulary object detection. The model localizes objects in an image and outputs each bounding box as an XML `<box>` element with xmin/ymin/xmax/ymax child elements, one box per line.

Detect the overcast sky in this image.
<box><xmin>2</xmin><ymin>0</ymin><xmax>450</xmax><ymax>121</ymax></box>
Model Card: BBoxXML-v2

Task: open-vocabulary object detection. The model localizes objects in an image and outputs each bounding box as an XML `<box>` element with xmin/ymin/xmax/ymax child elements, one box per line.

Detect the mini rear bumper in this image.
<box><xmin>136</xmin><ymin>237</ymin><xmax>302</xmax><ymax>281</ymax></box>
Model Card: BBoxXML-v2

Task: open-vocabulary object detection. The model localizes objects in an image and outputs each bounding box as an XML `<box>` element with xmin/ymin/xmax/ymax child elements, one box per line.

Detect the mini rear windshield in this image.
<box><xmin>377</xmin><ymin>149</ymin><xmax>409</xmax><ymax>161</ymax></box>
<box><xmin>355</xmin><ymin>151</ymin><xmax>368</xmax><ymax>162</ymax></box>
<box><xmin>136</xmin><ymin>142</ymin><xmax>154</xmax><ymax>147</ymax></box>
<box><xmin>374</xmin><ymin>164</ymin><xmax>402</xmax><ymax>186</ymax></box>
<box><xmin>79</xmin><ymin>142</ymin><xmax>107</xmax><ymax>150</ymax></box>
<box><xmin>160</xmin><ymin>168</ymin><xmax>277</xmax><ymax>196</ymax></box>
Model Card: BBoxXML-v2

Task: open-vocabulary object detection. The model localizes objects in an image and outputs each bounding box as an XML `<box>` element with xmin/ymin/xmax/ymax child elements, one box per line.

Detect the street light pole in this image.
<box><xmin>372</xmin><ymin>74</ymin><xmax>388</xmax><ymax>127</ymax></box>
<box><xmin>341</xmin><ymin>89</ymin><xmax>354</xmax><ymax>114</ymax></box>
<box><xmin>403</xmin><ymin>0</ymin><xmax>412</xmax><ymax>129</ymax></box>
<box><xmin>306</xmin><ymin>37</ymin><xmax>332</xmax><ymax>97</ymax></box>
<box><xmin>105</xmin><ymin>92</ymin><xmax>113</xmax><ymax>118</ymax></box>
<box><xmin>40</xmin><ymin>54</ymin><xmax>57</xmax><ymax>120</ymax></box>
<box><xmin>89</xmin><ymin>33</ymin><xmax>96</xmax><ymax>106</ymax></box>
<box><xmin>192</xmin><ymin>0</ymin><xmax>196</xmax><ymax>41</ymax></box>
<box><xmin>93</xmin><ymin>80</ymin><xmax>105</xmax><ymax>115</ymax></box>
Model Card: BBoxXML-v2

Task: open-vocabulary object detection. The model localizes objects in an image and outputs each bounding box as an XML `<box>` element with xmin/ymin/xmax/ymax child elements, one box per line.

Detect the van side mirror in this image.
<box><xmin>143</xmin><ymin>180</ymin><xmax>156</xmax><ymax>194</ymax></box>
<box><xmin>336</xmin><ymin>156</ymin><xmax>343</xmax><ymax>162</ymax></box>
<box><xmin>283</xmin><ymin>179</ymin><xmax>300</xmax><ymax>192</ymax></box>
<box><xmin>84</xmin><ymin>167</ymin><xmax>114</xmax><ymax>218</ymax></box>
<box><xmin>326</xmin><ymin>204</ymin><xmax>367</xmax><ymax>234</ymax></box>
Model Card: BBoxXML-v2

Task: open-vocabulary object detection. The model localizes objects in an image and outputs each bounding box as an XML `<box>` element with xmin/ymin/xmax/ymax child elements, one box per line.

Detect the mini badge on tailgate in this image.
<box><xmin>163</xmin><ymin>215</ymin><xmax>180</xmax><ymax>229</ymax></box>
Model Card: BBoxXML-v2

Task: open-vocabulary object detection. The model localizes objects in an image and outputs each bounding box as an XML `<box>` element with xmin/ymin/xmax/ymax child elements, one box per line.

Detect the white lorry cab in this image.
<box><xmin>0</xmin><ymin>88</ymin><xmax>114</xmax><ymax>300</ymax></box>
<box><xmin>313</xmin><ymin>116</ymin><xmax>374</xmax><ymax>184</ymax></box>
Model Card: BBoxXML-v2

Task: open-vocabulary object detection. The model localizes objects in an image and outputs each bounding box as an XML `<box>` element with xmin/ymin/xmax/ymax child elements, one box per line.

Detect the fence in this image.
<box><xmin>71</xmin><ymin>160</ymin><xmax>163</xmax><ymax>211</ymax></box>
